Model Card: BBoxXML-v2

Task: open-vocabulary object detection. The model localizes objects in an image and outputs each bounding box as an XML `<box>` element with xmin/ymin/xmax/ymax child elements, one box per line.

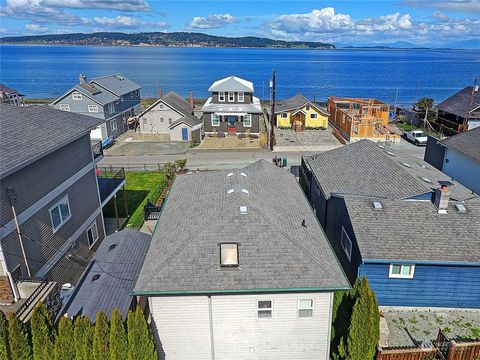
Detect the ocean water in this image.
<box><xmin>0</xmin><ymin>44</ymin><xmax>479</xmax><ymax>104</ymax></box>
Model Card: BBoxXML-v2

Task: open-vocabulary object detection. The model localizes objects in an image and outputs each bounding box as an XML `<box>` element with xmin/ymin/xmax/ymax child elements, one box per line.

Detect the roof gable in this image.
<box><xmin>276</xmin><ymin>93</ymin><xmax>329</xmax><ymax>115</ymax></box>
<box><xmin>90</xmin><ymin>74</ymin><xmax>141</xmax><ymax>97</ymax></box>
<box><xmin>208</xmin><ymin>76</ymin><xmax>254</xmax><ymax>93</ymax></box>
<box><xmin>437</xmin><ymin>86</ymin><xmax>480</xmax><ymax>117</ymax></box>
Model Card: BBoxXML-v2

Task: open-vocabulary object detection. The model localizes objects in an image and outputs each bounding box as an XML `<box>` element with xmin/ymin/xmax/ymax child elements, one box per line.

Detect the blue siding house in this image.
<box><xmin>301</xmin><ymin>140</ymin><xmax>480</xmax><ymax>309</ymax></box>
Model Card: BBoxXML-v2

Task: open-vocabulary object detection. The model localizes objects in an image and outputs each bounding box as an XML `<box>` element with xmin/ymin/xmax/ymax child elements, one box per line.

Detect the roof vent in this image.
<box><xmin>108</xmin><ymin>244</ymin><xmax>117</xmax><ymax>251</ymax></box>
<box><xmin>372</xmin><ymin>201</ymin><xmax>383</xmax><ymax>210</ymax></box>
<box><xmin>421</xmin><ymin>165</ymin><xmax>427</xmax><ymax>169</ymax></box>
<box><xmin>421</xmin><ymin>177</ymin><xmax>432</xmax><ymax>183</ymax></box>
<box><xmin>91</xmin><ymin>274</ymin><xmax>100</xmax><ymax>282</ymax></box>
<box><xmin>240</xmin><ymin>172</ymin><xmax>247</xmax><ymax>178</ymax></box>
<box><xmin>402</xmin><ymin>162</ymin><xmax>411</xmax><ymax>168</ymax></box>
<box><xmin>227</xmin><ymin>189</ymin><xmax>234</xmax><ymax>195</ymax></box>
<box><xmin>113</xmin><ymin>74</ymin><xmax>124</xmax><ymax>80</ymax></box>
<box><xmin>241</xmin><ymin>189</ymin><xmax>249</xmax><ymax>195</ymax></box>
<box><xmin>386</xmin><ymin>151</ymin><xmax>395</xmax><ymax>156</ymax></box>
<box><xmin>455</xmin><ymin>203</ymin><xmax>467</xmax><ymax>213</ymax></box>
<box><xmin>227</xmin><ymin>172</ymin><xmax>234</xmax><ymax>177</ymax></box>
<box><xmin>377</xmin><ymin>145</ymin><xmax>385</xmax><ymax>149</ymax></box>
<box><xmin>240</xmin><ymin>206</ymin><xmax>248</xmax><ymax>214</ymax></box>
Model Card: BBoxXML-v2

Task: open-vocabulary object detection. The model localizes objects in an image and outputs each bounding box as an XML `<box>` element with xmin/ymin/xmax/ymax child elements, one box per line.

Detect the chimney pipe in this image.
<box><xmin>189</xmin><ymin>91</ymin><xmax>194</xmax><ymax>109</ymax></box>
<box><xmin>79</xmin><ymin>74</ymin><xmax>87</xmax><ymax>84</ymax></box>
<box><xmin>434</xmin><ymin>185</ymin><xmax>450</xmax><ymax>214</ymax></box>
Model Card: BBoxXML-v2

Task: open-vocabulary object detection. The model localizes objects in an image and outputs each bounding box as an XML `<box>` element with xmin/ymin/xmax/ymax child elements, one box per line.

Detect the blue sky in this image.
<box><xmin>0</xmin><ymin>0</ymin><xmax>479</xmax><ymax>46</ymax></box>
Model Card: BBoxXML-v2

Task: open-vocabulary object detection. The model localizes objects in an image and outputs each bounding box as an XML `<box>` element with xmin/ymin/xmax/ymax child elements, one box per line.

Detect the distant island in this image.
<box><xmin>0</xmin><ymin>31</ymin><xmax>335</xmax><ymax>49</ymax></box>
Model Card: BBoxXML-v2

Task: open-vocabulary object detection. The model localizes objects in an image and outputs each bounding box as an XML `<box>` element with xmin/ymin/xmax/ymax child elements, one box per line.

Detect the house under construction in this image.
<box><xmin>327</xmin><ymin>97</ymin><xmax>399</xmax><ymax>142</ymax></box>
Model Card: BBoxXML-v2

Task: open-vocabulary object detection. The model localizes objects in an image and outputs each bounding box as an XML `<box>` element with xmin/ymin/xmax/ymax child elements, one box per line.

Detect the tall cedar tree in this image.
<box><xmin>0</xmin><ymin>311</ymin><xmax>9</xmax><ymax>360</ymax></box>
<box><xmin>54</xmin><ymin>316</ymin><xmax>75</xmax><ymax>360</ymax></box>
<box><xmin>82</xmin><ymin>319</ymin><xmax>94</xmax><ymax>360</ymax></box>
<box><xmin>42</xmin><ymin>337</ymin><xmax>53</xmax><ymax>360</ymax></box>
<box><xmin>346</xmin><ymin>277</ymin><xmax>380</xmax><ymax>360</ymax></box>
<box><xmin>30</xmin><ymin>303</ymin><xmax>53</xmax><ymax>360</ymax></box>
<box><xmin>109</xmin><ymin>309</ymin><xmax>127</xmax><ymax>360</ymax></box>
<box><xmin>135</xmin><ymin>306</ymin><xmax>157</xmax><ymax>360</ymax></box>
<box><xmin>93</xmin><ymin>312</ymin><xmax>110</xmax><ymax>360</ymax></box>
<box><xmin>8</xmin><ymin>313</ymin><xmax>32</xmax><ymax>360</ymax></box>
<box><xmin>126</xmin><ymin>310</ymin><xmax>137</xmax><ymax>360</ymax></box>
<box><xmin>74</xmin><ymin>316</ymin><xmax>91</xmax><ymax>360</ymax></box>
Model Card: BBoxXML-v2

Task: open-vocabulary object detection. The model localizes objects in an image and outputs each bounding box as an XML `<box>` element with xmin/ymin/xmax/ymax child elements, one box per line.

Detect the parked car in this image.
<box><xmin>403</xmin><ymin>129</ymin><xmax>428</xmax><ymax>146</ymax></box>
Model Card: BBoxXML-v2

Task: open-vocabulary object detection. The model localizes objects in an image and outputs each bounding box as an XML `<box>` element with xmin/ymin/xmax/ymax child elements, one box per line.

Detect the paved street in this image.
<box><xmin>99</xmin><ymin>137</ymin><xmax>426</xmax><ymax>171</ymax></box>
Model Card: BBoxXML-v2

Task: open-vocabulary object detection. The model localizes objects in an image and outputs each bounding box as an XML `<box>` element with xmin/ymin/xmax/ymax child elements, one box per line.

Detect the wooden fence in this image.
<box><xmin>377</xmin><ymin>329</ymin><xmax>480</xmax><ymax>360</ymax></box>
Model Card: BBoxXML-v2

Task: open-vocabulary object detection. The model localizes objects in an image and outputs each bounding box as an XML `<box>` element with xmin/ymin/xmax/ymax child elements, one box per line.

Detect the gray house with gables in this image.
<box><xmin>201</xmin><ymin>76</ymin><xmax>263</xmax><ymax>136</ymax></box>
<box><xmin>51</xmin><ymin>74</ymin><xmax>141</xmax><ymax>144</ymax></box>
<box><xmin>0</xmin><ymin>104</ymin><xmax>126</xmax><ymax>315</ymax></box>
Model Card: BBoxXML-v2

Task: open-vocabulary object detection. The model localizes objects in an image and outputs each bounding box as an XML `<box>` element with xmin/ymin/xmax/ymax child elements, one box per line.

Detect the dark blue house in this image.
<box><xmin>301</xmin><ymin>140</ymin><xmax>480</xmax><ymax>309</ymax></box>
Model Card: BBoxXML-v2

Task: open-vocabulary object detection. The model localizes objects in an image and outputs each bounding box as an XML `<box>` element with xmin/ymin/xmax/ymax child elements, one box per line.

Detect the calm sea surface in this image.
<box><xmin>0</xmin><ymin>45</ymin><xmax>479</xmax><ymax>104</ymax></box>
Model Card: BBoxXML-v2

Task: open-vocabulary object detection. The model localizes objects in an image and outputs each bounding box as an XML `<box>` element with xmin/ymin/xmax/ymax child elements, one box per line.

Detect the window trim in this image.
<box><xmin>243</xmin><ymin>114</ymin><xmax>252</xmax><ymax>128</ymax></box>
<box><xmin>238</xmin><ymin>92</ymin><xmax>244</xmax><ymax>102</ymax></box>
<box><xmin>86</xmin><ymin>221</ymin><xmax>99</xmax><ymax>249</ymax></box>
<box><xmin>257</xmin><ymin>300</ymin><xmax>273</xmax><ymax>319</ymax></box>
<box><xmin>220</xmin><ymin>243</ymin><xmax>239</xmax><ymax>268</ymax></box>
<box><xmin>218</xmin><ymin>92</ymin><xmax>225</xmax><ymax>102</ymax></box>
<box><xmin>72</xmin><ymin>91</ymin><xmax>82</xmax><ymax>100</ymax></box>
<box><xmin>389</xmin><ymin>264</ymin><xmax>415</xmax><ymax>279</ymax></box>
<box><xmin>310</xmin><ymin>113</ymin><xmax>318</xmax><ymax>119</ymax></box>
<box><xmin>88</xmin><ymin>104</ymin><xmax>98</xmax><ymax>113</ymax></box>
<box><xmin>110</xmin><ymin>119</ymin><xmax>118</xmax><ymax>131</ymax></box>
<box><xmin>108</xmin><ymin>102</ymin><xmax>115</xmax><ymax>114</ymax></box>
<box><xmin>211</xmin><ymin>113</ymin><xmax>220</xmax><ymax>127</ymax></box>
<box><xmin>49</xmin><ymin>196</ymin><xmax>71</xmax><ymax>233</ymax></box>
<box><xmin>341</xmin><ymin>227</ymin><xmax>352</xmax><ymax>262</ymax></box>
<box><xmin>281</xmin><ymin>112</ymin><xmax>288</xmax><ymax>118</ymax></box>
<box><xmin>59</xmin><ymin>104</ymin><xmax>70</xmax><ymax>112</ymax></box>
<box><xmin>298</xmin><ymin>299</ymin><xmax>314</xmax><ymax>318</ymax></box>
<box><xmin>228</xmin><ymin>92</ymin><xmax>235</xmax><ymax>102</ymax></box>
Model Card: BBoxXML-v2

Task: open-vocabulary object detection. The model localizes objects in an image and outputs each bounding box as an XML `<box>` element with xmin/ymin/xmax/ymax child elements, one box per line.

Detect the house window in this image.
<box><xmin>88</xmin><ymin>105</ymin><xmax>98</xmax><ymax>113</ymax></box>
<box><xmin>228</xmin><ymin>92</ymin><xmax>235</xmax><ymax>102</ymax></box>
<box><xmin>281</xmin><ymin>113</ymin><xmax>288</xmax><ymax>118</ymax></box>
<box><xmin>168</xmin><ymin>118</ymin><xmax>172</xmax><ymax>125</ymax></box>
<box><xmin>244</xmin><ymin>114</ymin><xmax>252</xmax><ymax>127</ymax></box>
<box><xmin>72</xmin><ymin>91</ymin><xmax>82</xmax><ymax>100</ymax></box>
<box><xmin>60</xmin><ymin>104</ymin><xmax>70</xmax><ymax>112</ymax></box>
<box><xmin>238</xmin><ymin>92</ymin><xmax>244</xmax><ymax>102</ymax></box>
<box><xmin>310</xmin><ymin>113</ymin><xmax>318</xmax><ymax>119</ymax></box>
<box><xmin>108</xmin><ymin>103</ymin><xmax>115</xmax><ymax>114</ymax></box>
<box><xmin>110</xmin><ymin>119</ymin><xmax>117</xmax><ymax>131</ymax></box>
<box><xmin>341</xmin><ymin>227</ymin><xmax>352</xmax><ymax>261</ymax></box>
<box><xmin>86</xmin><ymin>222</ymin><xmax>99</xmax><ymax>248</ymax></box>
<box><xmin>219</xmin><ymin>92</ymin><xmax>225</xmax><ymax>102</ymax></box>
<box><xmin>211</xmin><ymin>113</ymin><xmax>220</xmax><ymax>127</ymax></box>
<box><xmin>220</xmin><ymin>243</ymin><xmax>238</xmax><ymax>267</ymax></box>
<box><xmin>143</xmin><ymin>118</ymin><xmax>147</xmax><ymax>124</ymax></box>
<box><xmin>306</xmin><ymin>105</ymin><xmax>310</xmax><ymax>111</ymax></box>
<box><xmin>49</xmin><ymin>196</ymin><xmax>71</xmax><ymax>232</ymax></box>
<box><xmin>159</xmin><ymin>103</ymin><xmax>164</xmax><ymax>109</ymax></box>
<box><xmin>257</xmin><ymin>300</ymin><xmax>272</xmax><ymax>319</ymax></box>
<box><xmin>298</xmin><ymin>299</ymin><xmax>314</xmax><ymax>318</ymax></box>
<box><xmin>389</xmin><ymin>264</ymin><xmax>415</xmax><ymax>279</ymax></box>
<box><xmin>160</xmin><ymin>117</ymin><xmax>164</xmax><ymax>123</ymax></box>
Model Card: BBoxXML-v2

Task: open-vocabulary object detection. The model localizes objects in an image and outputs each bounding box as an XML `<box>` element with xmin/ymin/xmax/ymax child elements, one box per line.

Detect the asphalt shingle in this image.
<box><xmin>134</xmin><ymin>160</ymin><xmax>350</xmax><ymax>294</ymax></box>
<box><xmin>437</xmin><ymin>86</ymin><xmax>480</xmax><ymax>118</ymax></box>
<box><xmin>440</xmin><ymin>126</ymin><xmax>480</xmax><ymax>163</ymax></box>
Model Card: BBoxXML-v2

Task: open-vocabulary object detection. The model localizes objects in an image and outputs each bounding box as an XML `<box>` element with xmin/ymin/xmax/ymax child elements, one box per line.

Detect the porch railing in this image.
<box><xmin>92</xmin><ymin>141</ymin><xmax>103</xmax><ymax>160</ymax></box>
<box><xmin>97</xmin><ymin>168</ymin><xmax>125</xmax><ymax>204</ymax></box>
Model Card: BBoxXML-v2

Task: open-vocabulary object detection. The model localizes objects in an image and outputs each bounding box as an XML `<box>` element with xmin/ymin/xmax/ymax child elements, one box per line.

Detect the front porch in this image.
<box><xmin>209</xmin><ymin>113</ymin><xmax>255</xmax><ymax>135</ymax></box>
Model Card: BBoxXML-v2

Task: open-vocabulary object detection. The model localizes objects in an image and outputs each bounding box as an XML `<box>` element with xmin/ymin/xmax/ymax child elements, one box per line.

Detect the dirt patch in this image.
<box><xmin>198</xmin><ymin>136</ymin><xmax>260</xmax><ymax>149</ymax></box>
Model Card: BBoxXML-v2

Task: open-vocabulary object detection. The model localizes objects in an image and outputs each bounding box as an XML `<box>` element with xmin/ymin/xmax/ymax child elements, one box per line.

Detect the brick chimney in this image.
<box><xmin>0</xmin><ymin>276</ymin><xmax>14</xmax><ymax>305</ymax></box>
<box><xmin>79</xmin><ymin>74</ymin><xmax>87</xmax><ymax>84</ymax></box>
<box><xmin>434</xmin><ymin>185</ymin><xmax>450</xmax><ymax>214</ymax></box>
<box><xmin>189</xmin><ymin>91</ymin><xmax>194</xmax><ymax>109</ymax></box>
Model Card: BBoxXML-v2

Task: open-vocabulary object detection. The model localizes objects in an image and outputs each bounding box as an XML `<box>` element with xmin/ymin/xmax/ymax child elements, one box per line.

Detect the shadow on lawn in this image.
<box><xmin>103</xmin><ymin>189</ymin><xmax>150</xmax><ymax>218</ymax></box>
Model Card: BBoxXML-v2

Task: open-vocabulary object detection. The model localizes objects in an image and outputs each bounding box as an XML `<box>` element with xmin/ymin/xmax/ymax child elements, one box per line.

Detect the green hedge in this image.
<box><xmin>127</xmin><ymin>181</ymin><xmax>165</xmax><ymax>229</ymax></box>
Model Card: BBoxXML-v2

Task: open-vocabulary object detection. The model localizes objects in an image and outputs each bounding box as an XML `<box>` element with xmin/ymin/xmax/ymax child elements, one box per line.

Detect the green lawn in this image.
<box><xmin>103</xmin><ymin>172</ymin><xmax>166</xmax><ymax>229</ymax></box>
<box><xmin>397</xmin><ymin>122</ymin><xmax>417</xmax><ymax>132</ymax></box>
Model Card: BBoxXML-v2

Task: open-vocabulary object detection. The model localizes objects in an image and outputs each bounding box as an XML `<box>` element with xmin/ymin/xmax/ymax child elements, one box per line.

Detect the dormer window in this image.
<box><xmin>228</xmin><ymin>92</ymin><xmax>235</xmax><ymax>102</ymax></box>
<box><xmin>72</xmin><ymin>91</ymin><xmax>82</xmax><ymax>100</ymax></box>
<box><xmin>219</xmin><ymin>92</ymin><xmax>225</xmax><ymax>102</ymax></box>
<box><xmin>220</xmin><ymin>243</ymin><xmax>238</xmax><ymax>267</ymax></box>
<box><xmin>238</xmin><ymin>92</ymin><xmax>244</xmax><ymax>102</ymax></box>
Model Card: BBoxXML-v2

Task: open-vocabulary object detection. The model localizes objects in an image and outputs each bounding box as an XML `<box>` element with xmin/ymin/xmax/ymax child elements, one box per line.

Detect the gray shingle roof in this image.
<box><xmin>208</xmin><ymin>76</ymin><xmax>254</xmax><ymax>93</ymax></box>
<box><xmin>304</xmin><ymin>140</ymin><xmax>474</xmax><ymax>202</ymax></box>
<box><xmin>169</xmin><ymin>116</ymin><xmax>201</xmax><ymax>129</ymax></box>
<box><xmin>343</xmin><ymin>196</ymin><xmax>480</xmax><ymax>263</ymax></box>
<box><xmin>440</xmin><ymin>126</ymin><xmax>480</xmax><ymax>163</ymax></box>
<box><xmin>0</xmin><ymin>104</ymin><xmax>102</xmax><ymax>179</ymax></box>
<box><xmin>161</xmin><ymin>91</ymin><xmax>193</xmax><ymax>117</ymax></box>
<box><xmin>90</xmin><ymin>74</ymin><xmax>141</xmax><ymax>97</ymax></box>
<box><xmin>437</xmin><ymin>86</ymin><xmax>480</xmax><ymax>117</ymax></box>
<box><xmin>134</xmin><ymin>160</ymin><xmax>350</xmax><ymax>295</ymax></box>
<box><xmin>72</xmin><ymin>84</ymin><xmax>119</xmax><ymax>106</ymax></box>
<box><xmin>0</xmin><ymin>83</ymin><xmax>23</xmax><ymax>97</ymax></box>
<box><xmin>64</xmin><ymin>229</ymin><xmax>151</xmax><ymax>319</ymax></box>
<box><xmin>275</xmin><ymin>93</ymin><xmax>329</xmax><ymax>115</ymax></box>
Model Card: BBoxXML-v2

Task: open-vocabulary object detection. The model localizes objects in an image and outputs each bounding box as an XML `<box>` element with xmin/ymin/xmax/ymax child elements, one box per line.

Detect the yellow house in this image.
<box><xmin>275</xmin><ymin>93</ymin><xmax>329</xmax><ymax>131</ymax></box>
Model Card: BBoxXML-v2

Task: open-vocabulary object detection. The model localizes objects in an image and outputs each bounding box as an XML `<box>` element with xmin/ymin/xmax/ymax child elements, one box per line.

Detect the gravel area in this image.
<box><xmin>382</xmin><ymin>309</ymin><xmax>480</xmax><ymax>347</ymax></box>
<box><xmin>275</xmin><ymin>126</ymin><xmax>341</xmax><ymax>147</ymax></box>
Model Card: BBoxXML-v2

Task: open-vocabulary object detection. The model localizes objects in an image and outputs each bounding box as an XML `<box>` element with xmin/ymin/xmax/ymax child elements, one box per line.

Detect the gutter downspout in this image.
<box><xmin>208</xmin><ymin>295</ymin><xmax>215</xmax><ymax>360</ymax></box>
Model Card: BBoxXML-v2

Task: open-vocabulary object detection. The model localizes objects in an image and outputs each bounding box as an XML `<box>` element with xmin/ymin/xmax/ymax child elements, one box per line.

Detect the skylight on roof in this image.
<box><xmin>240</xmin><ymin>206</ymin><xmax>248</xmax><ymax>214</ymax></box>
<box><xmin>241</xmin><ymin>189</ymin><xmax>249</xmax><ymax>195</ymax></box>
<box><xmin>455</xmin><ymin>203</ymin><xmax>467</xmax><ymax>213</ymax></box>
<box><xmin>421</xmin><ymin>177</ymin><xmax>432</xmax><ymax>183</ymax></box>
<box><xmin>227</xmin><ymin>189</ymin><xmax>234</xmax><ymax>195</ymax></box>
<box><xmin>227</xmin><ymin>172</ymin><xmax>234</xmax><ymax>177</ymax></box>
<box><xmin>372</xmin><ymin>201</ymin><xmax>383</xmax><ymax>210</ymax></box>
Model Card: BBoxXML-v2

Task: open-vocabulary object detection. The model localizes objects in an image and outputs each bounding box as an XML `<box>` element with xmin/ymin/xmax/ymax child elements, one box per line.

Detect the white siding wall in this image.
<box><xmin>150</xmin><ymin>292</ymin><xmax>333</xmax><ymax>360</ymax></box>
<box><xmin>170</xmin><ymin>124</ymin><xmax>191</xmax><ymax>142</ymax></box>
<box><xmin>442</xmin><ymin>148</ymin><xmax>480</xmax><ymax>194</ymax></box>
<box><xmin>138</xmin><ymin>102</ymin><xmax>182</xmax><ymax>135</ymax></box>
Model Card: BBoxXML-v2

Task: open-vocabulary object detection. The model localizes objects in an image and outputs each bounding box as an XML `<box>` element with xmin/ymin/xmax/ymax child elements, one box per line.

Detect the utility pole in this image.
<box><xmin>269</xmin><ymin>69</ymin><xmax>276</xmax><ymax>151</ymax></box>
<box><xmin>463</xmin><ymin>76</ymin><xmax>478</xmax><ymax>131</ymax></box>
